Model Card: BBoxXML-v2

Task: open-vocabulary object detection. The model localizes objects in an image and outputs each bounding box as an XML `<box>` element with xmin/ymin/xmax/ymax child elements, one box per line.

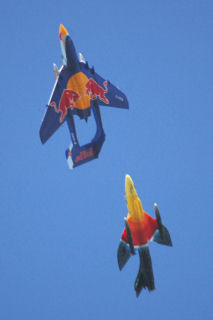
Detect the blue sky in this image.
<box><xmin>1</xmin><ymin>1</ymin><xmax>213</xmax><ymax>319</ymax></box>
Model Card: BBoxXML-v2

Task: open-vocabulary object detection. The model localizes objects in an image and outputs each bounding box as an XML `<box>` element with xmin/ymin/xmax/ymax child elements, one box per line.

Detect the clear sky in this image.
<box><xmin>1</xmin><ymin>1</ymin><xmax>213</xmax><ymax>319</ymax></box>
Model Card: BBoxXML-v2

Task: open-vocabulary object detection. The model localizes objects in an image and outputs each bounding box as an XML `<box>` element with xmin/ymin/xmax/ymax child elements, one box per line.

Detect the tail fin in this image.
<box><xmin>154</xmin><ymin>203</ymin><xmax>172</xmax><ymax>246</ymax></box>
<box><xmin>134</xmin><ymin>247</ymin><xmax>155</xmax><ymax>297</ymax></box>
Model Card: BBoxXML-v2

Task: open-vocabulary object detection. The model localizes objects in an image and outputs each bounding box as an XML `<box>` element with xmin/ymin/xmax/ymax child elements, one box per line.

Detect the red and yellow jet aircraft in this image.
<box><xmin>117</xmin><ymin>175</ymin><xmax>172</xmax><ymax>297</ymax></box>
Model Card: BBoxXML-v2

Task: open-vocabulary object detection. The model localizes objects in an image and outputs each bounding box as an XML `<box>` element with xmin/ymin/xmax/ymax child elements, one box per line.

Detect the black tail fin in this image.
<box><xmin>154</xmin><ymin>203</ymin><xmax>173</xmax><ymax>246</ymax></box>
<box><xmin>134</xmin><ymin>247</ymin><xmax>155</xmax><ymax>297</ymax></box>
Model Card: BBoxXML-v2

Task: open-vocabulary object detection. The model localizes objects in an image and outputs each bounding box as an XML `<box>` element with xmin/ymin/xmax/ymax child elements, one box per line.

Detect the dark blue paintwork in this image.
<box><xmin>40</xmin><ymin>27</ymin><xmax>129</xmax><ymax>169</ymax></box>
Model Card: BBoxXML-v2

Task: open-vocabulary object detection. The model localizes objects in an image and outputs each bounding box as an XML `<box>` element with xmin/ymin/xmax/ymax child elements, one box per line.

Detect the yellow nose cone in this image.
<box><xmin>125</xmin><ymin>174</ymin><xmax>137</xmax><ymax>197</ymax></box>
<box><xmin>125</xmin><ymin>174</ymin><xmax>144</xmax><ymax>221</ymax></box>
<box><xmin>59</xmin><ymin>24</ymin><xmax>69</xmax><ymax>39</ymax></box>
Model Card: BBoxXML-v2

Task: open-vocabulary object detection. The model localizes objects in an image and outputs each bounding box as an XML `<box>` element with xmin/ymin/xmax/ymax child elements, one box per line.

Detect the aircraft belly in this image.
<box><xmin>121</xmin><ymin>215</ymin><xmax>158</xmax><ymax>247</ymax></box>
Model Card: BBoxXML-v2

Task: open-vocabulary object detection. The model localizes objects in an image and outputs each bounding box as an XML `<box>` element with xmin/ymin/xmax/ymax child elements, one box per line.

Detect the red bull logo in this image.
<box><xmin>75</xmin><ymin>147</ymin><xmax>94</xmax><ymax>163</ymax></box>
<box><xmin>85</xmin><ymin>79</ymin><xmax>109</xmax><ymax>104</ymax></box>
<box><xmin>50</xmin><ymin>77</ymin><xmax>109</xmax><ymax>122</ymax></box>
<box><xmin>50</xmin><ymin>89</ymin><xmax>80</xmax><ymax>122</ymax></box>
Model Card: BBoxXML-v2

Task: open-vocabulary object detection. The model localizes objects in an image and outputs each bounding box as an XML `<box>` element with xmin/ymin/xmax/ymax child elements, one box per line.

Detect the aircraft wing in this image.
<box><xmin>117</xmin><ymin>219</ymin><xmax>136</xmax><ymax>270</ymax></box>
<box><xmin>80</xmin><ymin>62</ymin><xmax>129</xmax><ymax>109</ymax></box>
<box><xmin>40</xmin><ymin>105</ymin><xmax>64</xmax><ymax>144</ymax></box>
<box><xmin>40</xmin><ymin>62</ymin><xmax>129</xmax><ymax>144</ymax></box>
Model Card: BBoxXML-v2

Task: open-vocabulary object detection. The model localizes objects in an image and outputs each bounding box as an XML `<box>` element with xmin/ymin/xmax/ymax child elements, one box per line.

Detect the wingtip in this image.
<box><xmin>118</xmin><ymin>261</ymin><xmax>123</xmax><ymax>271</ymax></box>
<box><xmin>39</xmin><ymin>131</ymin><xmax>46</xmax><ymax>144</ymax></box>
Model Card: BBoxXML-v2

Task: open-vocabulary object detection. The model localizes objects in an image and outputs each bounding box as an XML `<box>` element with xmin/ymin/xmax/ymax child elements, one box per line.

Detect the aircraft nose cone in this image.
<box><xmin>125</xmin><ymin>174</ymin><xmax>137</xmax><ymax>196</ymax></box>
<box><xmin>59</xmin><ymin>24</ymin><xmax>69</xmax><ymax>39</ymax></box>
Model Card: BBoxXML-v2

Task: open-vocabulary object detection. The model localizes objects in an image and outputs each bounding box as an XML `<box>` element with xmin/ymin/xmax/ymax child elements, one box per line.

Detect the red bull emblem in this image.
<box><xmin>85</xmin><ymin>79</ymin><xmax>109</xmax><ymax>104</ymax></box>
<box><xmin>50</xmin><ymin>79</ymin><xmax>109</xmax><ymax>122</ymax></box>
<box><xmin>75</xmin><ymin>147</ymin><xmax>94</xmax><ymax>163</ymax></box>
<box><xmin>50</xmin><ymin>89</ymin><xmax>81</xmax><ymax>123</ymax></box>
